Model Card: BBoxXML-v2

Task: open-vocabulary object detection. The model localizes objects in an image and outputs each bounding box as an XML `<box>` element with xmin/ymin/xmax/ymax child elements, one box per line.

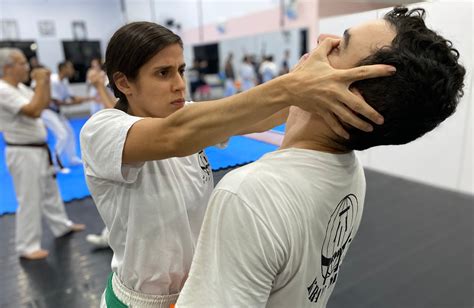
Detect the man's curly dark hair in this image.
<box><xmin>346</xmin><ymin>7</ymin><xmax>466</xmax><ymax>150</ymax></box>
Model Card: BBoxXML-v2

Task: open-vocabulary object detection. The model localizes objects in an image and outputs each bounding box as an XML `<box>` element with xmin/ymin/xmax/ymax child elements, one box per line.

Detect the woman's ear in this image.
<box><xmin>113</xmin><ymin>72</ymin><xmax>132</xmax><ymax>96</ymax></box>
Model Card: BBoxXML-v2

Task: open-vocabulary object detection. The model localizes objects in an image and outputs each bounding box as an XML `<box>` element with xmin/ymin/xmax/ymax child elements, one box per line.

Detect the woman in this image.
<box><xmin>80</xmin><ymin>22</ymin><xmax>392</xmax><ymax>307</ymax></box>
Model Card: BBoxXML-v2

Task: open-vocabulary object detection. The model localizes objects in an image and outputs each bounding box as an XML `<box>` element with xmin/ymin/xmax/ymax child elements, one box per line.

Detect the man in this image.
<box><xmin>176</xmin><ymin>7</ymin><xmax>465</xmax><ymax>307</ymax></box>
<box><xmin>259</xmin><ymin>55</ymin><xmax>279</xmax><ymax>83</ymax></box>
<box><xmin>0</xmin><ymin>48</ymin><xmax>85</xmax><ymax>260</ymax></box>
<box><xmin>279</xmin><ymin>49</ymin><xmax>291</xmax><ymax>75</ymax></box>
<box><xmin>239</xmin><ymin>55</ymin><xmax>257</xmax><ymax>92</ymax></box>
<box><xmin>41</xmin><ymin>60</ymin><xmax>91</xmax><ymax>169</ymax></box>
<box><xmin>224</xmin><ymin>53</ymin><xmax>236</xmax><ymax>96</ymax></box>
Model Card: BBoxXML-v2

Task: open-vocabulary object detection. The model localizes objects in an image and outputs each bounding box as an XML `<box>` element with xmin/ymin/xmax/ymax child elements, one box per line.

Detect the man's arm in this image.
<box><xmin>70</xmin><ymin>96</ymin><xmax>92</xmax><ymax>104</ymax></box>
<box><xmin>53</xmin><ymin>96</ymin><xmax>91</xmax><ymax>106</ymax></box>
<box><xmin>20</xmin><ymin>68</ymin><xmax>51</xmax><ymax>118</ymax></box>
<box><xmin>51</xmin><ymin>79</ymin><xmax>91</xmax><ymax>106</ymax></box>
<box><xmin>122</xmin><ymin>39</ymin><xmax>394</xmax><ymax>163</ymax></box>
<box><xmin>177</xmin><ymin>190</ymin><xmax>283</xmax><ymax>307</ymax></box>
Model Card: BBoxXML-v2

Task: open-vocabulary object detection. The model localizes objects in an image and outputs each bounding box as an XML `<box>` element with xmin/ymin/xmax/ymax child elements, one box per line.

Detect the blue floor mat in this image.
<box><xmin>206</xmin><ymin>136</ymin><xmax>278</xmax><ymax>171</ymax></box>
<box><xmin>271</xmin><ymin>124</ymin><xmax>286</xmax><ymax>133</ymax></box>
<box><xmin>0</xmin><ymin>118</ymin><xmax>278</xmax><ymax>215</ymax></box>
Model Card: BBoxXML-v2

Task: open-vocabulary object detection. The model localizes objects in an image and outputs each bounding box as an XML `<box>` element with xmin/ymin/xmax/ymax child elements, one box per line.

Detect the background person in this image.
<box><xmin>41</xmin><ymin>60</ymin><xmax>91</xmax><ymax>169</ymax></box>
<box><xmin>0</xmin><ymin>48</ymin><xmax>86</xmax><ymax>260</ymax></box>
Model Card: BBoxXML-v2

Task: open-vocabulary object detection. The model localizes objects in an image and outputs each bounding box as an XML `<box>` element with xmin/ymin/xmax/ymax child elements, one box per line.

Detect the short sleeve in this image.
<box><xmin>0</xmin><ymin>84</ymin><xmax>30</xmax><ymax>130</ymax></box>
<box><xmin>80</xmin><ymin>109</ymin><xmax>144</xmax><ymax>183</ymax></box>
<box><xmin>177</xmin><ymin>189</ymin><xmax>285</xmax><ymax>308</ymax></box>
<box><xmin>0</xmin><ymin>84</ymin><xmax>29</xmax><ymax>115</ymax></box>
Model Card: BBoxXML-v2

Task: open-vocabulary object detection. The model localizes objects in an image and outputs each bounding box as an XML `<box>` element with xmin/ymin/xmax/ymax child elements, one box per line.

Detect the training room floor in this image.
<box><xmin>0</xmin><ymin>168</ymin><xmax>473</xmax><ymax>308</ymax></box>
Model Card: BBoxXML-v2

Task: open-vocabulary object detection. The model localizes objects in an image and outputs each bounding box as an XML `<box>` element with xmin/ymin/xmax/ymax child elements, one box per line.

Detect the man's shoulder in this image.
<box><xmin>0</xmin><ymin>81</ymin><xmax>32</xmax><ymax>99</ymax></box>
<box><xmin>0</xmin><ymin>79</ymin><xmax>14</xmax><ymax>91</ymax></box>
<box><xmin>213</xmin><ymin>156</ymin><xmax>288</xmax><ymax>207</ymax></box>
<box><xmin>215</xmin><ymin>161</ymin><xmax>265</xmax><ymax>193</ymax></box>
<box><xmin>0</xmin><ymin>80</ymin><xmax>10</xmax><ymax>93</ymax></box>
<box><xmin>215</xmin><ymin>149</ymin><xmax>361</xmax><ymax>198</ymax></box>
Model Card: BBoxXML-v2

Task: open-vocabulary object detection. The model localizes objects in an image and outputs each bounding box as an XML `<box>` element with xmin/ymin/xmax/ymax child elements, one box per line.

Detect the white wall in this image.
<box><xmin>459</xmin><ymin>76</ymin><xmax>473</xmax><ymax>193</ymax></box>
<box><xmin>0</xmin><ymin>0</ymin><xmax>124</xmax><ymax>72</ymax></box>
<box><xmin>217</xmin><ymin>28</ymin><xmax>301</xmax><ymax>76</ymax></box>
<box><xmin>124</xmin><ymin>0</ymin><xmax>279</xmax><ymax>30</ymax></box>
<box><xmin>320</xmin><ymin>2</ymin><xmax>473</xmax><ymax>195</ymax></box>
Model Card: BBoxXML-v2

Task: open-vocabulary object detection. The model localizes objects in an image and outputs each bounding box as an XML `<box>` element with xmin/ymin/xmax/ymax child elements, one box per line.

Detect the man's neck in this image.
<box><xmin>280</xmin><ymin>107</ymin><xmax>350</xmax><ymax>154</ymax></box>
<box><xmin>1</xmin><ymin>76</ymin><xmax>19</xmax><ymax>88</ymax></box>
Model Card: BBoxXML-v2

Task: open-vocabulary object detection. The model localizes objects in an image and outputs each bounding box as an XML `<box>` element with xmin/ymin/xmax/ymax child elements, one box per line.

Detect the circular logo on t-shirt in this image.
<box><xmin>307</xmin><ymin>194</ymin><xmax>360</xmax><ymax>303</ymax></box>
<box><xmin>321</xmin><ymin>194</ymin><xmax>359</xmax><ymax>285</ymax></box>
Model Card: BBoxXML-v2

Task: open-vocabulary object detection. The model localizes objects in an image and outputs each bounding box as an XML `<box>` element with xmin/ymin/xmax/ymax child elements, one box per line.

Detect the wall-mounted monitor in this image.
<box><xmin>0</xmin><ymin>40</ymin><xmax>37</xmax><ymax>61</ymax></box>
<box><xmin>62</xmin><ymin>40</ymin><xmax>101</xmax><ymax>83</ymax></box>
<box><xmin>193</xmin><ymin>43</ymin><xmax>219</xmax><ymax>74</ymax></box>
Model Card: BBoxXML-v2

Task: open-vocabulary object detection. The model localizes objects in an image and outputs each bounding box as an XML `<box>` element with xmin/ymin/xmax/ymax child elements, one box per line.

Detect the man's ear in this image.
<box><xmin>113</xmin><ymin>72</ymin><xmax>132</xmax><ymax>96</ymax></box>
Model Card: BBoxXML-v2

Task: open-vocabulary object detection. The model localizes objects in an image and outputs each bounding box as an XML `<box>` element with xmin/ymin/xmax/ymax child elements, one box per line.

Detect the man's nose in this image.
<box><xmin>317</xmin><ymin>34</ymin><xmax>341</xmax><ymax>44</ymax></box>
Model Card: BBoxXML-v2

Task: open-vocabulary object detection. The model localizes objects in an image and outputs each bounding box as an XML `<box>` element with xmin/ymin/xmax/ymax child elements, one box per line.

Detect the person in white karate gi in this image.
<box><xmin>41</xmin><ymin>60</ymin><xmax>91</xmax><ymax>169</ymax></box>
<box><xmin>0</xmin><ymin>48</ymin><xmax>85</xmax><ymax>260</ymax></box>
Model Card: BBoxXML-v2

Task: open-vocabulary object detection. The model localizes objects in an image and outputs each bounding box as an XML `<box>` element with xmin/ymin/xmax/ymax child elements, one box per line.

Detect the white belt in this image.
<box><xmin>111</xmin><ymin>273</ymin><xmax>179</xmax><ymax>308</ymax></box>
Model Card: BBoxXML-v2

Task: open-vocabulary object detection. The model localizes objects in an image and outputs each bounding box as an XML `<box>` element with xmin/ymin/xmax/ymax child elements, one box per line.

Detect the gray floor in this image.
<box><xmin>328</xmin><ymin>169</ymin><xmax>474</xmax><ymax>308</ymax></box>
<box><xmin>0</xmin><ymin>168</ymin><xmax>472</xmax><ymax>307</ymax></box>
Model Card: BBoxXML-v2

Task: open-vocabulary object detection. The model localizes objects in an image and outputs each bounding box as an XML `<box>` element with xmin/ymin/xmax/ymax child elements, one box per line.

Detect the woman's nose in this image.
<box><xmin>174</xmin><ymin>74</ymin><xmax>186</xmax><ymax>91</ymax></box>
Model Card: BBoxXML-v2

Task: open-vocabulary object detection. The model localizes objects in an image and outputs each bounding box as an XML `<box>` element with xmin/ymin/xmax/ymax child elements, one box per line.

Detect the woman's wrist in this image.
<box><xmin>257</xmin><ymin>74</ymin><xmax>294</xmax><ymax>109</ymax></box>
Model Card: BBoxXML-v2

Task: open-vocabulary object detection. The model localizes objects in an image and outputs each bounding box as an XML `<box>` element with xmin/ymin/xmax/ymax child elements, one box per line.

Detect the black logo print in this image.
<box><xmin>197</xmin><ymin>150</ymin><xmax>211</xmax><ymax>184</ymax></box>
<box><xmin>307</xmin><ymin>194</ymin><xmax>359</xmax><ymax>303</ymax></box>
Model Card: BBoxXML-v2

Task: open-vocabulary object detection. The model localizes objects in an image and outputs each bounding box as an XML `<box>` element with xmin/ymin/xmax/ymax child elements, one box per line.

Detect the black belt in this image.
<box><xmin>6</xmin><ymin>142</ymin><xmax>54</xmax><ymax>167</ymax></box>
<box><xmin>48</xmin><ymin>106</ymin><xmax>61</xmax><ymax>113</ymax></box>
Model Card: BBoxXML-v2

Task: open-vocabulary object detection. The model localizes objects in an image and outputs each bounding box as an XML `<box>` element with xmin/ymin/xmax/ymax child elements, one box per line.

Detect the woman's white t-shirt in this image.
<box><xmin>80</xmin><ymin>108</ymin><xmax>214</xmax><ymax>295</ymax></box>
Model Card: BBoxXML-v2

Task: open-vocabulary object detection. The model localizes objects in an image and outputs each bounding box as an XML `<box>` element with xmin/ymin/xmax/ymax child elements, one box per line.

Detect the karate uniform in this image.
<box><xmin>0</xmin><ymin>80</ymin><xmax>74</xmax><ymax>255</ymax></box>
<box><xmin>41</xmin><ymin>74</ymin><xmax>81</xmax><ymax>166</ymax></box>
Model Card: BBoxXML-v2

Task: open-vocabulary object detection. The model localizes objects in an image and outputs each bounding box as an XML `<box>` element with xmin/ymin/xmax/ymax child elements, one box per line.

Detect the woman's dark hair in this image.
<box><xmin>105</xmin><ymin>22</ymin><xmax>183</xmax><ymax>112</ymax></box>
<box><xmin>346</xmin><ymin>7</ymin><xmax>466</xmax><ymax>150</ymax></box>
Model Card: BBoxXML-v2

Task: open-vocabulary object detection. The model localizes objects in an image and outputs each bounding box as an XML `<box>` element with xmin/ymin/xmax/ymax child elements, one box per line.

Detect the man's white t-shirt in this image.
<box><xmin>177</xmin><ymin>148</ymin><xmax>366</xmax><ymax>307</ymax></box>
<box><xmin>80</xmin><ymin>108</ymin><xmax>214</xmax><ymax>295</ymax></box>
<box><xmin>0</xmin><ymin>80</ymin><xmax>47</xmax><ymax>143</ymax></box>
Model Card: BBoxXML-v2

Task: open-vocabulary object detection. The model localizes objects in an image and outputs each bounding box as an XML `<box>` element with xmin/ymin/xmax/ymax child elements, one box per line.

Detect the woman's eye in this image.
<box><xmin>179</xmin><ymin>69</ymin><xmax>185</xmax><ymax>76</ymax></box>
<box><xmin>158</xmin><ymin>70</ymin><xmax>168</xmax><ymax>77</ymax></box>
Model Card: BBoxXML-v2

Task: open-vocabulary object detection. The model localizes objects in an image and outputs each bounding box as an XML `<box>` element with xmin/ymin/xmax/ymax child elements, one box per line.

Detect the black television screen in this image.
<box><xmin>62</xmin><ymin>40</ymin><xmax>101</xmax><ymax>83</ymax></box>
<box><xmin>0</xmin><ymin>41</ymin><xmax>37</xmax><ymax>61</ymax></box>
<box><xmin>193</xmin><ymin>43</ymin><xmax>219</xmax><ymax>74</ymax></box>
